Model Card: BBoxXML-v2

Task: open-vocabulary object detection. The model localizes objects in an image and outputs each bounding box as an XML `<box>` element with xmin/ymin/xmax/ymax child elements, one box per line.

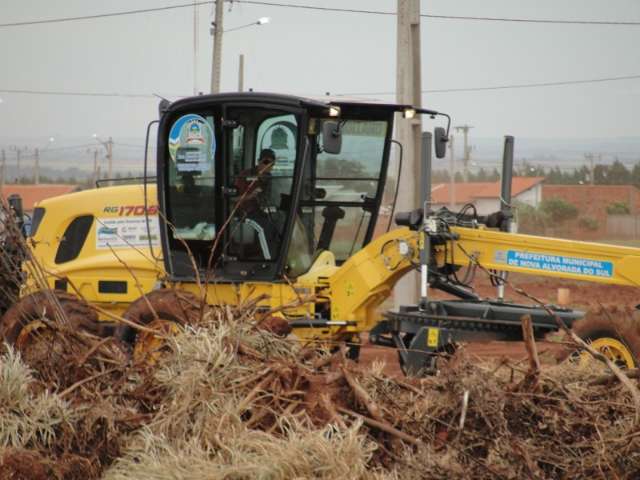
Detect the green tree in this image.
<box><xmin>631</xmin><ymin>162</ymin><xmax>640</xmax><ymax>188</ymax></box>
<box><xmin>606</xmin><ymin>201</ymin><xmax>630</xmax><ymax>215</ymax></box>
<box><xmin>514</xmin><ymin>201</ymin><xmax>548</xmax><ymax>234</ymax></box>
<box><xmin>577</xmin><ymin>216</ymin><xmax>599</xmax><ymax>231</ymax></box>
<box><xmin>608</xmin><ymin>159</ymin><xmax>631</xmax><ymax>185</ymax></box>
<box><xmin>539</xmin><ymin>197</ymin><xmax>578</xmax><ymax>224</ymax></box>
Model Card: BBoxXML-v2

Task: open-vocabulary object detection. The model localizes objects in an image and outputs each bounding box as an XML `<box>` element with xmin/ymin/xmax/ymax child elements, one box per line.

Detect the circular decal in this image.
<box><xmin>168</xmin><ymin>114</ymin><xmax>215</xmax><ymax>173</ymax></box>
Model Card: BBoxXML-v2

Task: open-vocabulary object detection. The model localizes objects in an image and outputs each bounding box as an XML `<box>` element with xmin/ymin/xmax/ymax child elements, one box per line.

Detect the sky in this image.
<box><xmin>0</xmin><ymin>0</ymin><xmax>639</xmax><ymax>146</ymax></box>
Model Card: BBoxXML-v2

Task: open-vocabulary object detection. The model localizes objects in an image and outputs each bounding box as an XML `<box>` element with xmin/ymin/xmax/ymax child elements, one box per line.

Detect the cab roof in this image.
<box><xmin>164</xmin><ymin>91</ymin><xmax>439</xmax><ymax>116</ymax></box>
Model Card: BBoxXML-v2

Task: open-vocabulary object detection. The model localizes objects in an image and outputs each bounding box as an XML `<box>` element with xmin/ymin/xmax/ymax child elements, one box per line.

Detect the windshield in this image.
<box><xmin>287</xmin><ymin>117</ymin><xmax>389</xmax><ymax>275</ymax></box>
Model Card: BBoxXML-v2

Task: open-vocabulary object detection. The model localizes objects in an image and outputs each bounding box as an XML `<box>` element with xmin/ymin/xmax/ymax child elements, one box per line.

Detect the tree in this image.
<box><xmin>631</xmin><ymin>162</ymin><xmax>640</xmax><ymax>188</ymax></box>
<box><xmin>539</xmin><ymin>197</ymin><xmax>578</xmax><ymax>224</ymax></box>
<box><xmin>607</xmin><ymin>159</ymin><xmax>630</xmax><ymax>185</ymax></box>
<box><xmin>514</xmin><ymin>201</ymin><xmax>548</xmax><ymax>234</ymax></box>
<box><xmin>606</xmin><ymin>201</ymin><xmax>630</xmax><ymax>215</ymax></box>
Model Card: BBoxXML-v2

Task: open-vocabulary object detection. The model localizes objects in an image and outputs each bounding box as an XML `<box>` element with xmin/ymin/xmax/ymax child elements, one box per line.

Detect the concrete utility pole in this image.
<box><xmin>238</xmin><ymin>53</ymin><xmax>245</xmax><ymax>92</ymax></box>
<box><xmin>106</xmin><ymin>137</ymin><xmax>113</xmax><ymax>179</ymax></box>
<box><xmin>34</xmin><ymin>148</ymin><xmax>40</xmax><ymax>184</ymax></box>
<box><xmin>210</xmin><ymin>0</ymin><xmax>224</xmax><ymax>93</ymax></box>
<box><xmin>1</xmin><ymin>149</ymin><xmax>5</xmax><ymax>189</ymax></box>
<box><xmin>193</xmin><ymin>0</ymin><xmax>199</xmax><ymax>95</ymax></box>
<box><xmin>394</xmin><ymin>0</ymin><xmax>423</xmax><ymax>307</ymax></box>
<box><xmin>92</xmin><ymin>149</ymin><xmax>99</xmax><ymax>185</ymax></box>
<box><xmin>448</xmin><ymin>134</ymin><xmax>456</xmax><ymax>208</ymax></box>
<box><xmin>16</xmin><ymin>149</ymin><xmax>21</xmax><ymax>181</ymax></box>
<box><xmin>454</xmin><ymin>125</ymin><xmax>473</xmax><ymax>182</ymax></box>
<box><xmin>585</xmin><ymin>153</ymin><xmax>595</xmax><ymax>185</ymax></box>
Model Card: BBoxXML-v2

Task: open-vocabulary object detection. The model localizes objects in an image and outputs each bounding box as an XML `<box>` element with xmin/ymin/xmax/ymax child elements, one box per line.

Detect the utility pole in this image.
<box><xmin>454</xmin><ymin>125</ymin><xmax>473</xmax><ymax>182</ymax></box>
<box><xmin>238</xmin><ymin>53</ymin><xmax>245</xmax><ymax>92</ymax></box>
<box><xmin>92</xmin><ymin>149</ymin><xmax>99</xmax><ymax>185</ymax></box>
<box><xmin>585</xmin><ymin>153</ymin><xmax>595</xmax><ymax>185</ymax></box>
<box><xmin>395</xmin><ymin>0</ymin><xmax>423</xmax><ymax>307</ymax></box>
<box><xmin>210</xmin><ymin>0</ymin><xmax>224</xmax><ymax>93</ymax></box>
<box><xmin>1</xmin><ymin>149</ymin><xmax>5</xmax><ymax>189</ymax></box>
<box><xmin>16</xmin><ymin>149</ymin><xmax>21</xmax><ymax>182</ymax></box>
<box><xmin>34</xmin><ymin>148</ymin><xmax>40</xmax><ymax>184</ymax></box>
<box><xmin>193</xmin><ymin>0</ymin><xmax>199</xmax><ymax>95</ymax></box>
<box><xmin>448</xmin><ymin>134</ymin><xmax>456</xmax><ymax>208</ymax></box>
<box><xmin>107</xmin><ymin>137</ymin><xmax>113</xmax><ymax>179</ymax></box>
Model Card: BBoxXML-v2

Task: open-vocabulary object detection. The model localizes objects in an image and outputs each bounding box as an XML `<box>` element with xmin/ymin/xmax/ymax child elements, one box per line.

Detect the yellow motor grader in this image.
<box><xmin>3</xmin><ymin>92</ymin><xmax>640</xmax><ymax>373</ymax></box>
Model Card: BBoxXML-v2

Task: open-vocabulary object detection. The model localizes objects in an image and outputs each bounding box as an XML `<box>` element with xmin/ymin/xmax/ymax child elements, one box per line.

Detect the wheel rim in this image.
<box><xmin>15</xmin><ymin>320</ymin><xmax>47</xmax><ymax>350</ymax></box>
<box><xmin>581</xmin><ymin>337</ymin><xmax>636</xmax><ymax>369</ymax></box>
<box><xmin>132</xmin><ymin>319</ymin><xmax>181</xmax><ymax>365</ymax></box>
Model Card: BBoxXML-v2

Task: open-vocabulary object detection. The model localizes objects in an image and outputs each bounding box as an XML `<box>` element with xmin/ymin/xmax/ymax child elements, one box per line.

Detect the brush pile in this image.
<box><xmin>0</xmin><ymin>293</ymin><xmax>639</xmax><ymax>480</ymax></box>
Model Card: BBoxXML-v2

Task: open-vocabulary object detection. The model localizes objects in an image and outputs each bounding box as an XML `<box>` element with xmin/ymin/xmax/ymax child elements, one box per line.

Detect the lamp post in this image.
<box><xmin>209</xmin><ymin>15</ymin><xmax>271</xmax><ymax>93</ymax></box>
<box><xmin>92</xmin><ymin>134</ymin><xmax>113</xmax><ymax>180</ymax></box>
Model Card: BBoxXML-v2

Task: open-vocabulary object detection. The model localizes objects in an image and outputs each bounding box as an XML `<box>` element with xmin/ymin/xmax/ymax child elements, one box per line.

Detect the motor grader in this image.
<box><xmin>3</xmin><ymin>92</ymin><xmax>640</xmax><ymax>373</ymax></box>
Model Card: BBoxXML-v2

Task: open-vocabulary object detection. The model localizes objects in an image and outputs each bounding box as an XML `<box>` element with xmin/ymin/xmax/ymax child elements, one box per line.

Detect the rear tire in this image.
<box><xmin>0</xmin><ymin>290</ymin><xmax>100</xmax><ymax>345</ymax></box>
<box><xmin>114</xmin><ymin>289</ymin><xmax>202</xmax><ymax>363</ymax></box>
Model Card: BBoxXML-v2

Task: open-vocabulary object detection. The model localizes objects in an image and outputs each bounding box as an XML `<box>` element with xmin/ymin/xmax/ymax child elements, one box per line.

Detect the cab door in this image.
<box><xmin>219</xmin><ymin>105</ymin><xmax>303</xmax><ymax>280</ymax></box>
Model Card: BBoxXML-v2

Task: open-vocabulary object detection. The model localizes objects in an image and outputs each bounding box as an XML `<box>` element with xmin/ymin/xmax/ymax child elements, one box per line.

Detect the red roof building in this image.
<box><xmin>430</xmin><ymin>177</ymin><xmax>544</xmax><ymax>215</ymax></box>
<box><xmin>1</xmin><ymin>184</ymin><xmax>79</xmax><ymax>212</ymax></box>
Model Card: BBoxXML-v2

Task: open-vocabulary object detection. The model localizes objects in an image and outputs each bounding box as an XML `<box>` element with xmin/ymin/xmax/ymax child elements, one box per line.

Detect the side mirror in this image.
<box><xmin>158</xmin><ymin>99</ymin><xmax>171</xmax><ymax>117</ymax></box>
<box><xmin>7</xmin><ymin>194</ymin><xmax>23</xmax><ymax>221</ymax></box>
<box><xmin>434</xmin><ymin>127</ymin><xmax>448</xmax><ymax>159</ymax></box>
<box><xmin>322</xmin><ymin>121</ymin><xmax>342</xmax><ymax>155</ymax></box>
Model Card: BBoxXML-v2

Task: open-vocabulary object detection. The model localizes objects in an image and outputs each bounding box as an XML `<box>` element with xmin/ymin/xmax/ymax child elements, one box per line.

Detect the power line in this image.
<box><xmin>336</xmin><ymin>73</ymin><xmax>640</xmax><ymax>96</ymax></box>
<box><xmin>0</xmin><ymin>1</ymin><xmax>215</xmax><ymax>28</ymax></box>
<box><xmin>0</xmin><ymin>88</ymin><xmax>157</xmax><ymax>98</ymax></box>
<box><xmin>420</xmin><ymin>12</ymin><xmax>640</xmax><ymax>26</ymax></box>
<box><xmin>1</xmin><ymin>0</ymin><xmax>639</xmax><ymax>29</ymax></box>
<box><xmin>2</xmin><ymin>73</ymin><xmax>640</xmax><ymax>100</ymax></box>
<box><xmin>239</xmin><ymin>1</ymin><xmax>640</xmax><ymax>25</ymax></box>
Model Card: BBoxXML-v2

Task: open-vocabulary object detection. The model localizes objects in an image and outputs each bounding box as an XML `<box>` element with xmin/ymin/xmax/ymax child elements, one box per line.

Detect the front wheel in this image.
<box><xmin>568</xmin><ymin>309</ymin><xmax>640</xmax><ymax>369</ymax></box>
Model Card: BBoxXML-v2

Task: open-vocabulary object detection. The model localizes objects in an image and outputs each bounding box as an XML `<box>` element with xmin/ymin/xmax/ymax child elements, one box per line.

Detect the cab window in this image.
<box><xmin>166</xmin><ymin>113</ymin><xmax>216</xmax><ymax>241</ymax></box>
<box><xmin>226</xmin><ymin>111</ymin><xmax>298</xmax><ymax>262</ymax></box>
<box><xmin>55</xmin><ymin>215</ymin><xmax>93</xmax><ymax>264</ymax></box>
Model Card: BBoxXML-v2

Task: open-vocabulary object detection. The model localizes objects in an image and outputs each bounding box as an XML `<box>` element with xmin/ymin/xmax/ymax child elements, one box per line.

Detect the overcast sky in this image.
<box><xmin>1</xmin><ymin>0</ymin><xmax>639</xmax><ymax>143</ymax></box>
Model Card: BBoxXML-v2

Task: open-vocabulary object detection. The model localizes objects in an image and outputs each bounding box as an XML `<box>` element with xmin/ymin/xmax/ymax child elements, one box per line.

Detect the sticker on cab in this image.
<box><xmin>168</xmin><ymin>114</ymin><xmax>215</xmax><ymax>174</ymax></box>
<box><xmin>96</xmin><ymin>215</ymin><xmax>160</xmax><ymax>249</ymax></box>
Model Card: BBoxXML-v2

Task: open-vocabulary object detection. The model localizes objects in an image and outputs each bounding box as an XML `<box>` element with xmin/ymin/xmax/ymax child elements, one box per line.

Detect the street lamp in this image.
<box><xmin>210</xmin><ymin>15</ymin><xmax>272</xmax><ymax>93</ymax></box>
<box><xmin>92</xmin><ymin>134</ymin><xmax>113</xmax><ymax>180</ymax></box>
<box><xmin>212</xmin><ymin>16</ymin><xmax>271</xmax><ymax>34</ymax></box>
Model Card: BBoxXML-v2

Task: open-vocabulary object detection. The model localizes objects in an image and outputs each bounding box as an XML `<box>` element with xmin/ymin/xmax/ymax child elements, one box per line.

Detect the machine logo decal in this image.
<box><xmin>500</xmin><ymin>250</ymin><xmax>613</xmax><ymax>278</ymax></box>
<box><xmin>96</xmin><ymin>215</ymin><xmax>161</xmax><ymax>249</ymax></box>
<box><xmin>168</xmin><ymin>114</ymin><xmax>215</xmax><ymax>173</ymax></box>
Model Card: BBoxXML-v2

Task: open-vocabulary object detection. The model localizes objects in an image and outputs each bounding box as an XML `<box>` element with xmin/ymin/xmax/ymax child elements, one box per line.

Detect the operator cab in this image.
<box><xmin>157</xmin><ymin>93</ymin><xmax>444</xmax><ymax>282</ymax></box>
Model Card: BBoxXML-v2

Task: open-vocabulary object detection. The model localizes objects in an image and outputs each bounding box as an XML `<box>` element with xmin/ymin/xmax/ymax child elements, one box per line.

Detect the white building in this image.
<box><xmin>430</xmin><ymin>177</ymin><xmax>544</xmax><ymax>215</ymax></box>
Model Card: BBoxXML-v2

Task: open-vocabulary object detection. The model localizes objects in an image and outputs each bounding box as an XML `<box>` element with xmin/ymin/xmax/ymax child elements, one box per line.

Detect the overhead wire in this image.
<box><xmin>336</xmin><ymin>73</ymin><xmax>640</xmax><ymax>96</ymax></box>
<box><xmin>3</xmin><ymin>72</ymin><xmax>640</xmax><ymax>100</ymax></box>
<box><xmin>0</xmin><ymin>88</ymin><xmax>156</xmax><ymax>98</ymax></box>
<box><xmin>0</xmin><ymin>2</ymin><xmax>216</xmax><ymax>28</ymax></box>
<box><xmin>1</xmin><ymin>0</ymin><xmax>639</xmax><ymax>28</ymax></box>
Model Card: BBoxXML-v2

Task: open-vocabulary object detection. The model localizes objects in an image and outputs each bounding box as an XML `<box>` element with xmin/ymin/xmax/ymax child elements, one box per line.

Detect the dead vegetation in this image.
<box><xmin>1</xmin><ymin>201</ymin><xmax>640</xmax><ymax>479</ymax></box>
<box><xmin>1</xmin><ymin>299</ymin><xmax>640</xmax><ymax>479</ymax></box>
